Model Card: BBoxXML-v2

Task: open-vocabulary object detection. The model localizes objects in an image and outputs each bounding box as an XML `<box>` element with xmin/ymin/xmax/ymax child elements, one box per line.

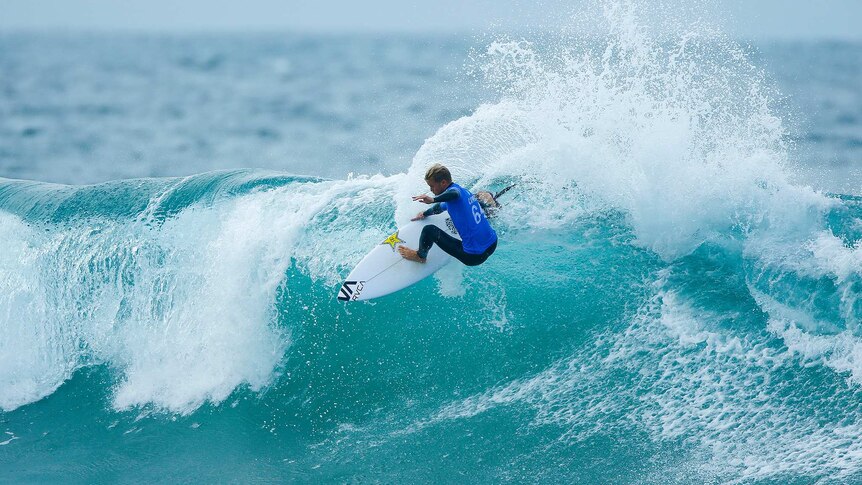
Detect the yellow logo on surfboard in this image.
<box><xmin>381</xmin><ymin>231</ymin><xmax>405</xmax><ymax>251</ymax></box>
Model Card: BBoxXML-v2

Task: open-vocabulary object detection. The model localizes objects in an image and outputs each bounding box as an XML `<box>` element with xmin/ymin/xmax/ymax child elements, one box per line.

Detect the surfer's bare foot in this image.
<box><xmin>398</xmin><ymin>246</ymin><xmax>426</xmax><ymax>263</ymax></box>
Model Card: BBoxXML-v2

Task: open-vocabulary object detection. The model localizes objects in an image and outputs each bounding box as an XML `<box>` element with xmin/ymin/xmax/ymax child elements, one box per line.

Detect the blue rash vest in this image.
<box><xmin>423</xmin><ymin>183</ymin><xmax>497</xmax><ymax>254</ymax></box>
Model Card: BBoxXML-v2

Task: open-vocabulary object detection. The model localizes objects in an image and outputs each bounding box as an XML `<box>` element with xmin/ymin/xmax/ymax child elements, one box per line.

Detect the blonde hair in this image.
<box><xmin>424</xmin><ymin>164</ymin><xmax>451</xmax><ymax>183</ymax></box>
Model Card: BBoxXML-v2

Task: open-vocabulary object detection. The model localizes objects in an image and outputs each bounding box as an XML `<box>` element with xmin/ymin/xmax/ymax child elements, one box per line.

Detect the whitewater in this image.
<box><xmin>3</xmin><ymin>2</ymin><xmax>862</xmax><ymax>483</ymax></box>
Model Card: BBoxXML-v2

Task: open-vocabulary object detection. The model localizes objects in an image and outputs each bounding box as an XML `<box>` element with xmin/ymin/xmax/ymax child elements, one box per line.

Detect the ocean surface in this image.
<box><xmin>2</xmin><ymin>4</ymin><xmax>862</xmax><ymax>483</ymax></box>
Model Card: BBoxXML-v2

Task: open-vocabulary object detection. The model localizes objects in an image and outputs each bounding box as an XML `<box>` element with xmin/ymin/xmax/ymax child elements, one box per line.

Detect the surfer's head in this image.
<box><xmin>424</xmin><ymin>163</ymin><xmax>452</xmax><ymax>195</ymax></box>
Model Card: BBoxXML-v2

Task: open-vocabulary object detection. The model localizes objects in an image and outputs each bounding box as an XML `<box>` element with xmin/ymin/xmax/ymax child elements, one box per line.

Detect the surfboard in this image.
<box><xmin>337</xmin><ymin>212</ymin><xmax>460</xmax><ymax>302</ymax></box>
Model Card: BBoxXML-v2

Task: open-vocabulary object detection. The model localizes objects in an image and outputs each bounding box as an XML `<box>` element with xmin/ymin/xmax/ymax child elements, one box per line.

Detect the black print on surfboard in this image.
<box><xmin>337</xmin><ymin>280</ymin><xmax>365</xmax><ymax>301</ymax></box>
<box><xmin>445</xmin><ymin>217</ymin><xmax>458</xmax><ymax>236</ymax></box>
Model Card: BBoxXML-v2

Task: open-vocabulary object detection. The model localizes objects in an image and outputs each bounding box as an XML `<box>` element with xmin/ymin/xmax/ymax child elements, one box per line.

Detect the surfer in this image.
<box><xmin>398</xmin><ymin>164</ymin><xmax>498</xmax><ymax>266</ymax></box>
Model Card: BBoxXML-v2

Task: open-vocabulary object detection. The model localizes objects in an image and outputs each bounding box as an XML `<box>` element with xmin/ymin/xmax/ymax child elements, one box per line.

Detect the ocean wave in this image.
<box><xmin>0</xmin><ymin>170</ymin><xmax>400</xmax><ymax>413</ymax></box>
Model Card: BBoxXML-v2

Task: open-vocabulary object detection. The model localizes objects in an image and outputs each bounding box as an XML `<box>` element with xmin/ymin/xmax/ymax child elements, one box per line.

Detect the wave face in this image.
<box><xmin>4</xmin><ymin>4</ymin><xmax>862</xmax><ymax>484</ymax></box>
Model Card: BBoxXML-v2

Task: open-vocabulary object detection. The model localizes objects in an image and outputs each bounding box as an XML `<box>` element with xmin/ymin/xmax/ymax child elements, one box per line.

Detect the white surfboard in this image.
<box><xmin>337</xmin><ymin>212</ymin><xmax>460</xmax><ymax>302</ymax></box>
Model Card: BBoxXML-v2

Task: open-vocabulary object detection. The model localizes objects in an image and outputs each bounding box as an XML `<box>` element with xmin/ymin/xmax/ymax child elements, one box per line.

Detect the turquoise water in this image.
<box><xmin>3</xmin><ymin>3</ymin><xmax>862</xmax><ymax>483</ymax></box>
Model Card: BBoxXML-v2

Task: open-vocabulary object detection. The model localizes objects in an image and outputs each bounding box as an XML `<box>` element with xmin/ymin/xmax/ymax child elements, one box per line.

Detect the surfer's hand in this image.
<box><xmin>412</xmin><ymin>194</ymin><xmax>434</xmax><ymax>204</ymax></box>
<box><xmin>411</xmin><ymin>212</ymin><xmax>426</xmax><ymax>221</ymax></box>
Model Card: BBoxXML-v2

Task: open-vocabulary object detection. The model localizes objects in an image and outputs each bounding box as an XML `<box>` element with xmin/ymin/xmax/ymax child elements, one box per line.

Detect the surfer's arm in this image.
<box><xmin>422</xmin><ymin>202</ymin><xmax>448</xmax><ymax>218</ymax></box>
<box><xmin>414</xmin><ymin>187</ymin><xmax>459</xmax><ymax>204</ymax></box>
<box><xmin>432</xmin><ymin>188</ymin><xmax>459</xmax><ymax>203</ymax></box>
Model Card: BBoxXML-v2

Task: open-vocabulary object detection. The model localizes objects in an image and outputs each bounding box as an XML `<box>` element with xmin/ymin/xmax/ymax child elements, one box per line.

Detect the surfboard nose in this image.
<box><xmin>337</xmin><ymin>280</ymin><xmax>362</xmax><ymax>301</ymax></box>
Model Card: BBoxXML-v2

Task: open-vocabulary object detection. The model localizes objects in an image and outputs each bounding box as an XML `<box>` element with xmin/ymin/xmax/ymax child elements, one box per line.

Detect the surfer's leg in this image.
<box><xmin>416</xmin><ymin>224</ymin><xmax>465</xmax><ymax>261</ymax></box>
<box><xmin>451</xmin><ymin>239</ymin><xmax>496</xmax><ymax>266</ymax></box>
<box><xmin>418</xmin><ymin>225</ymin><xmax>496</xmax><ymax>266</ymax></box>
<box><xmin>416</xmin><ymin>225</ymin><xmax>443</xmax><ymax>259</ymax></box>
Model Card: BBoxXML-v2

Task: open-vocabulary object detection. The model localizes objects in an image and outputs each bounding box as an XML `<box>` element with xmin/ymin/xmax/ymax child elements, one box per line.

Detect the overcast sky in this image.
<box><xmin>1</xmin><ymin>0</ymin><xmax>860</xmax><ymax>40</ymax></box>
